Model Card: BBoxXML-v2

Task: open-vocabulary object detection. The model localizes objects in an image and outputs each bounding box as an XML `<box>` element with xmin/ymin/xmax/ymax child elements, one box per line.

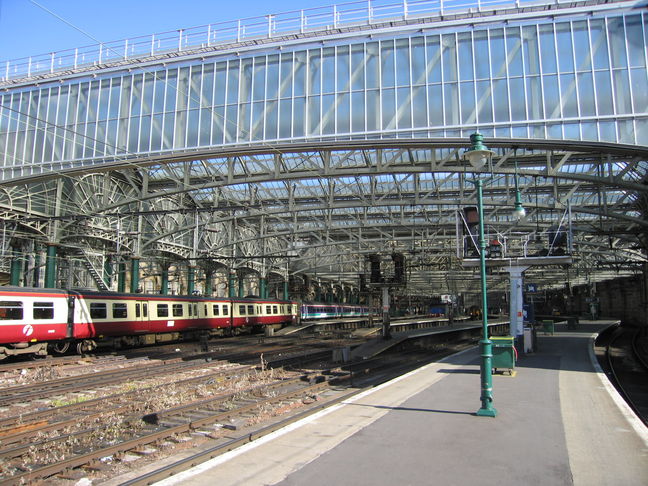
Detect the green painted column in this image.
<box><xmin>238</xmin><ymin>274</ymin><xmax>245</xmax><ymax>297</ymax></box>
<box><xmin>44</xmin><ymin>244</ymin><xmax>57</xmax><ymax>288</ymax></box>
<box><xmin>10</xmin><ymin>248</ymin><xmax>21</xmax><ymax>286</ymax></box>
<box><xmin>130</xmin><ymin>257</ymin><xmax>140</xmax><ymax>293</ymax></box>
<box><xmin>33</xmin><ymin>253</ymin><xmax>41</xmax><ymax>288</ymax></box>
<box><xmin>259</xmin><ymin>277</ymin><xmax>267</xmax><ymax>299</ymax></box>
<box><xmin>228</xmin><ymin>271</ymin><xmax>236</xmax><ymax>298</ymax></box>
<box><xmin>160</xmin><ymin>266</ymin><xmax>169</xmax><ymax>295</ymax></box>
<box><xmin>103</xmin><ymin>258</ymin><xmax>113</xmax><ymax>288</ymax></box>
<box><xmin>205</xmin><ymin>270</ymin><xmax>213</xmax><ymax>296</ymax></box>
<box><xmin>118</xmin><ymin>261</ymin><xmax>126</xmax><ymax>293</ymax></box>
<box><xmin>187</xmin><ymin>264</ymin><xmax>196</xmax><ymax>295</ymax></box>
<box><xmin>283</xmin><ymin>280</ymin><xmax>289</xmax><ymax>300</ymax></box>
<box><xmin>474</xmin><ymin>178</ymin><xmax>497</xmax><ymax>418</ymax></box>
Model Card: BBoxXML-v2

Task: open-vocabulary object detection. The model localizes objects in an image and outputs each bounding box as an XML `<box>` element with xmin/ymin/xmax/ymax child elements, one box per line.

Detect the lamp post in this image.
<box><xmin>464</xmin><ymin>133</ymin><xmax>497</xmax><ymax>417</ymax></box>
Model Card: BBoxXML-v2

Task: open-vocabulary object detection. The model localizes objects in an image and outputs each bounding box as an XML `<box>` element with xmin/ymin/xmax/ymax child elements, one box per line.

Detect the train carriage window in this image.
<box><xmin>194</xmin><ymin>304</ymin><xmax>198</xmax><ymax>316</ymax></box>
<box><xmin>135</xmin><ymin>303</ymin><xmax>141</xmax><ymax>318</ymax></box>
<box><xmin>172</xmin><ymin>304</ymin><xmax>184</xmax><ymax>317</ymax></box>
<box><xmin>273</xmin><ymin>305</ymin><xmax>278</xmax><ymax>314</ymax></box>
<box><xmin>222</xmin><ymin>305</ymin><xmax>229</xmax><ymax>316</ymax></box>
<box><xmin>90</xmin><ymin>303</ymin><xmax>107</xmax><ymax>319</ymax></box>
<box><xmin>212</xmin><ymin>304</ymin><xmax>220</xmax><ymax>316</ymax></box>
<box><xmin>247</xmin><ymin>305</ymin><xmax>254</xmax><ymax>315</ymax></box>
<box><xmin>239</xmin><ymin>305</ymin><xmax>246</xmax><ymax>315</ymax></box>
<box><xmin>188</xmin><ymin>304</ymin><xmax>193</xmax><ymax>317</ymax></box>
<box><xmin>112</xmin><ymin>303</ymin><xmax>128</xmax><ymax>318</ymax></box>
<box><xmin>33</xmin><ymin>302</ymin><xmax>54</xmax><ymax>319</ymax></box>
<box><xmin>204</xmin><ymin>304</ymin><xmax>208</xmax><ymax>315</ymax></box>
<box><xmin>157</xmin><ymin>304</ymin><xmax>169</xmax><ymax>317</ymax></box>
<box><xmin>266</xmin><ymin>305</ymin><xmax>271</xmax><ymax>314</ymax></box>
<box><xmin>0</xmin><ymin>301</ymin><xmax>23</xmax><ymax>320</ymax></box>
<box><xmin>143</xmin><ymin>303</ymin><xmax>148</xmax><ymax>317</ymax></box>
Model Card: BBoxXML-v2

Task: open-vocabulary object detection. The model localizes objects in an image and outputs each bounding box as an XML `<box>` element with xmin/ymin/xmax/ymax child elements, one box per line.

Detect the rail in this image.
<box><xmin>2</xmin><ymin>0</ymin><xmax>582</xmax><ymax>83</ymax></box>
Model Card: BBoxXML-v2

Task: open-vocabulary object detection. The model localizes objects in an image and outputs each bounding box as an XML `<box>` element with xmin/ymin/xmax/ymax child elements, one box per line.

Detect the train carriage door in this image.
<box><xmin>135</xmin><ymin>300</ymin><xmax>149</xmax><ymax>331</ymax></box>
<box><xmin>66</xmin><ymin>295</ymin><xmax>75</xmax><ymax>338</ymax></box>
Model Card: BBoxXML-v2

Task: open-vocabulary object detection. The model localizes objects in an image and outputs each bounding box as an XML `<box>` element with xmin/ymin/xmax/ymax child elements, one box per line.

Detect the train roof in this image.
<box><xmin>230</xmin><ymin>297</ymin><xmax>297</xmax><ymax>304</ymax></box>
<box><xmin>68</xmin><ymin>289</ymin><xmax>211</xmax><ymax>300</ymax></box>
<box><xmin>0</xmin><ymin>286</ymin><xmax>69</xmax><ymax>296</ymax></box>
<box><xmin>302</xmin><ymin>301</ymin><xmax>366</xmax><ymax>306</ymax></box>
<box><xmin>0</xmin><ymin>287</ymin><xmax>297</xmax><ymax>304</ymax></box>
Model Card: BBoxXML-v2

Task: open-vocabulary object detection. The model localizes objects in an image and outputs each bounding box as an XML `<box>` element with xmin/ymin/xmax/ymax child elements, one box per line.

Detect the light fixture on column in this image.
<box><xmin>464</xmin><ymin>133</ymin><xmax>494</xmax><ymax>171</ymax></box>
<box><xmin>512</xmin><ymin>158</ymin><xmax>526</xmax><ymax>221</ymax></box>
<box><xmin>463</xmin><ymin>132</ymin><xmax>497</xmax><ymax>418</ymax></box>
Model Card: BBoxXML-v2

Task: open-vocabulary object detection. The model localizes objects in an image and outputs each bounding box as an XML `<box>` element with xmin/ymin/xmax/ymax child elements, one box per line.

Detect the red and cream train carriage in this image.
<box><xmin>0</xmin><ymin>288</ymin><xmax>70</xmax><ymax>357</ymax></box>
<box><xmin>0</xmin><ymin>287</ymin><xmax>298</xmax><ymax>359</ymax></box>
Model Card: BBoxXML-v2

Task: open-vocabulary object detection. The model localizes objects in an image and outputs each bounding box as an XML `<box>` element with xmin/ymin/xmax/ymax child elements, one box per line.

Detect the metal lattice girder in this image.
<box><xmin>0</xmin><ymin>139</ymin><xmax>646</xmax><ymax>295</ymax></box>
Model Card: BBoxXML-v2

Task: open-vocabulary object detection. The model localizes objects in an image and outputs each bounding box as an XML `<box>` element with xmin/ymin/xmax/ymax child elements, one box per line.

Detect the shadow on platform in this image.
<box><xmin>347</xmin><ymin>402</ymin><xmax>474</xmax><ymax>416</ymax></box>
<box><xmin>437</xmin><ymin>368</ymin><xmax>480</xmax><ymax>374</ymax></box>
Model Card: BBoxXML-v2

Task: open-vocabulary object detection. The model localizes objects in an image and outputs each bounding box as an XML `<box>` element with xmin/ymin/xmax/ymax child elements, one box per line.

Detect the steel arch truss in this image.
<box><xmin>1</xmin><ymin>139</ymin><xmax>646</xmax><ymax>295</ymax></box>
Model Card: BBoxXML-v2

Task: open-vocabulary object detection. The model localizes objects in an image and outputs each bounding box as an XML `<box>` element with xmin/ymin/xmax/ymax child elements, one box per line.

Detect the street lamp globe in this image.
<box><xmin>513</xmin><ymin>192</ymin><xmax>526</xmax><ymax>221</ymax></box>
<box><xmin>464</xmin><ymin>133</ymin><xmax>494</xmax><ymax>170</ymax></box>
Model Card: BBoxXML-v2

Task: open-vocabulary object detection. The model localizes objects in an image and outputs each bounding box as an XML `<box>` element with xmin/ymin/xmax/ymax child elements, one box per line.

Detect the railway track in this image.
<box><xmin>0</xmin><ymin>356</ymin><xmax>229</xmax><ymax>407</ymax></box>
<box><xmin>596</xmin><ymin>324</ymin><xmax>648</xmax><ymax>426</ymax></box>
<box><xmin>0</xmin><ymin>331</ymin><xmax>468</xmax><ymax>484</ymax></box>
<box><xmin>0</xmin><ymin>361</ymin><xmax>251</xmax><ymax>447</ymax></box>
<box><xmin>3</xmin><ymin>369</ymin><xmax>337</xmax><ymax>485</ymax></box>
<box><xmin>116</xmin><ymin>348</ymin><xmax>459</xmax><ymax>486</ymax></box>
<box><xmin>0</xmin><ymin>340</ymin><xmax>332</xmax><ymax>409</ymax></box>
<box><xmin>0</xmin><ymin>335</ymin><xmax>351</xmax><ymax>485</ymax></box>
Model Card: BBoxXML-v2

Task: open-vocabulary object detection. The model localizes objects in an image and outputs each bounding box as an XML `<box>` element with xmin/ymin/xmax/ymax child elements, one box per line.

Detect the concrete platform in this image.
<box><xmin>349</xmin><ymin>319</ymin><xmax>508</xmax><ymax>360</ymax></box>
<box><xmin>155</xmin><ymin>321</ymin><xmax>648</xmax><ymax>486</ymax></box>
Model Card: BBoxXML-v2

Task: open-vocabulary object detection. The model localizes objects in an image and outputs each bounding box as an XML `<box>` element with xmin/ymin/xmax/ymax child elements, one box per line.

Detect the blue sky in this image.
<box><xmin>0</xmin><ymin>0</ymin><xmax>333</xmax><ymax>62</ymax></box>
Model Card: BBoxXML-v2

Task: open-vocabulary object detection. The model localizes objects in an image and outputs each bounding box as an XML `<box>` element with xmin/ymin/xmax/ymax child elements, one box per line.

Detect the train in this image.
<box><xmin>300</xmin><ymin>302</ymin><xmax>369</xmax><ymax>320</ymax></box>
<box><xmin>0</xmin><ymin>287</ymin><xmax>369</xmax><ymax>360</ymax></box>
<box><xmin>0</xmin><ymin>287</ymin><xmax>299</xmax><ymax>359</ymax></box>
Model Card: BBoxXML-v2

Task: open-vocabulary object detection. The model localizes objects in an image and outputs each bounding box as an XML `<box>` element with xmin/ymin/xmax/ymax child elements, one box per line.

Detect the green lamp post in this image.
<box><xmin>464</xmin><ymin>133</ymin><xmax>497</xmax><ymax>418</ymax></box>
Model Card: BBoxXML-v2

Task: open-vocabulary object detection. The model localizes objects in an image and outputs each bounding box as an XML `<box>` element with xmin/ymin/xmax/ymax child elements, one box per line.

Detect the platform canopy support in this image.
<box><xmin>228</xmin><ymin>270</ymin><xmax>236</xmax><ymax>298</ymax></box>
<box><xmin>382</xmin><ymin>286</ymin><xmax>391</xmax><ymax>340</ymax></box>
<box><xmin>187</xmin><ymin>263</ymin><xmax>195</xmax><ymax>295</ymax></box>
<box><xmin>10</xmin><ymin>247</ymin><xmax>21</xmax><ymax>286</ymax></box>
<box><xmin>130</xmin><ymin>256</ymin><xmax>140</xmax><ymax>294</ymax></box>
<box><xmin>507</xmin><ymin>265</ymin><xmax>529</xmax><ymax>344</ymax></box>
<box><xmin>44</xmin><ymin>243</ymin><xmax>57</xmax><ymax>289</ymax></box>
<box><xmin>160</xmin><ymin>264</ymin><xmax>169</xmax><ymax>295</ymax></box>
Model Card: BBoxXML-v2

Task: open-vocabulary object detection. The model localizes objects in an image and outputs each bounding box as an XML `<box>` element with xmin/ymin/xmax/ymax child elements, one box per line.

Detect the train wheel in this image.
<box><xmin>51</xmin><ymin>341</ymin><xmax>70</xmax><ymax>355</ymax></box>
<box><xmin>76</xmin><ymin>340</ymin><xmax>95</xmax><ymax>355</ymax></box>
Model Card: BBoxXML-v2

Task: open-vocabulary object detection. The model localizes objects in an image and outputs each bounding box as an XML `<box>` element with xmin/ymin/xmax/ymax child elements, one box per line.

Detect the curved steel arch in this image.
<box><xmin>1</xmin><ymin>138</ymin><xmax>646</xmax><ymax>295</ymax></box>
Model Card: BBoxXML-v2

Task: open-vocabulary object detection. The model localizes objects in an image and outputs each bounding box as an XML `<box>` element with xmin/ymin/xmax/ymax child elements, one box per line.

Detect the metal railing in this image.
<box><xmin>2</xmin><ymin>0</ymin><xmax>565</xmax><ymax>82</ymax></box>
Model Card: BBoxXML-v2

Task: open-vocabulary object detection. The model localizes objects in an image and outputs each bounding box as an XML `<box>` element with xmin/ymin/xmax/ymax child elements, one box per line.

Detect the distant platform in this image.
<box><xmin>350</xmin><ymin>320</ymin><xmax>508</xmax><ymax>360</ymax></box>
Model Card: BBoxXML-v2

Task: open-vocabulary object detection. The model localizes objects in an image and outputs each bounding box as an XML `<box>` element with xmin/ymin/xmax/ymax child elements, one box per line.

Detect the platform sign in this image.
<box><xmin>525</xmin><ymin>283</ymin><xmax>538</xmax><ymax>293</ymax></box>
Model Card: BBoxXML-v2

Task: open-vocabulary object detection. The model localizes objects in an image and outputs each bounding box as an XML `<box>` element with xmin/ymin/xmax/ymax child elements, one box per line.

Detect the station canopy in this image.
<box><xmin>2</xmin><ymin>137</ymin><xmax>647</xmax><ymax>298</ymax></box>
